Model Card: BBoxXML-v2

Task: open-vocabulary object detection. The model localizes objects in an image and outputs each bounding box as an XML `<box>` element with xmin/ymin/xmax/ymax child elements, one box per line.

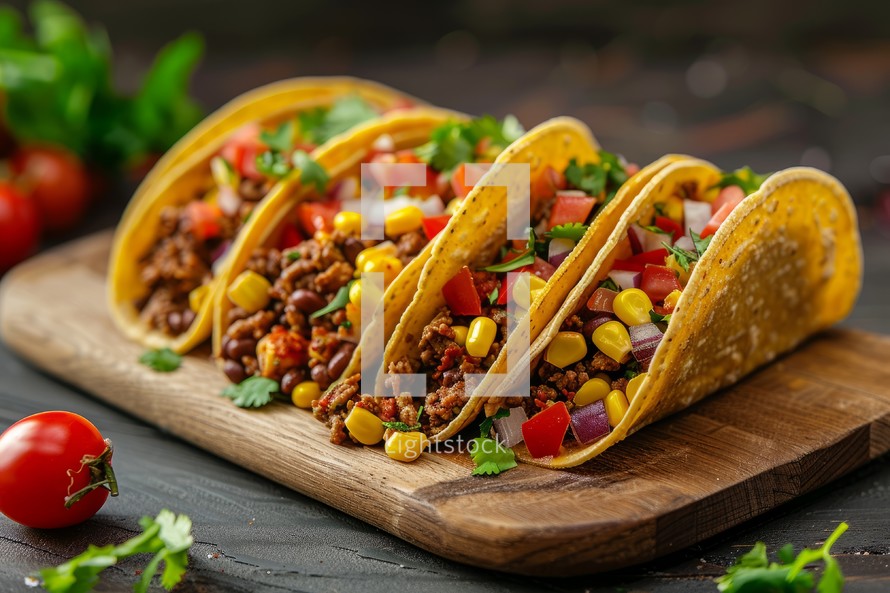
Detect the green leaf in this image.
<box><xmin>663</xmin><ymin>242</ymin><xmax>699</xmax><ymax>272</ymax></box>
<box><xmin>479</xmin><ymin>408</ymin><xmax>510</xmax><ymax>438</ymax></box>
<box><xmin>255</xmin><ymin>150</ymin><xmax>292</xmax><ymax>178</ymax></box>
<box><xmin>382</xmin><ymin>405</ymin><xmax>424</xmax><ymax>432</ymax></box>
<box><xmin>312</xmin><ymin>95</ymin><xmax>377</xmax><ymax>143</ymax></box>
<box><xmin>691</xmin><ymin>230</ymin><xmax>713</xmax><ymax>257</ymax></box>
<box><xmin>598</xmin><ymin>278</ymin><xmax>619</xmax><ymax>292</ymax></box>
<box><xmin>221</xmin><ymin>376</ymin><xmax>279</xmax><ymax>408</ymax></box>
<box><xmin>548</xmin><ymin>222</ymin><xmax>588</xmax><ymax>242</ymax></box>
<box><xmin>714</xmin><ymin>166</ymin><xmax>768</xmax><ymax>195</ymax></box>
<box><xmin>649</xmin><ymin>311</ymin><xmax>671</xmax><ymax>324</ymax></box>
<box><xmin>415</xmin><ymin>121</ymin><xmax>474</xmax><ymax>172</ymax></box>
<box><xmin>488</xmin><ymin>286</ymin><xmax>499</xmax><ymax>305</ymax></box>
<box><xmin>565</xmin><ymin>158</ymin><xmax>606</xmax><ymax>196</ymax></box>
<box><xmin>285</xmin><ymin>251</ymin><xmax>301</xmax><ymax>262</ymax></box>
<box><xmin>260</xmin><ymin>120</ymin><xmax>294</xmax><ymax>152</ymax></box>
<box><xmin>642</xmin><ymin>225</ymin><xmax>671</xmax><ymax>235</ymax></box>
<box><xmin>138</xmin><ymin>348</ymin><xmax>182</xmax><ymax>373</ymax></box>
<box><xmin>469</xmin><ymin>437</ymin><xmax>517</xmax><ymax>476</ymax></box>
<box><xmin>482</xmin><ymin>250</ymin><xmax>535</xmax><ymax>273</ymax></box>
<box><xmin>292</xmin><ymin>150</ymin><xmax>330</xmax><ymax>193</ymax></box>
<box><xmin>310</xmin><ymin>281</ymin><xmax>353</xmax><ymax>319</ymax></box>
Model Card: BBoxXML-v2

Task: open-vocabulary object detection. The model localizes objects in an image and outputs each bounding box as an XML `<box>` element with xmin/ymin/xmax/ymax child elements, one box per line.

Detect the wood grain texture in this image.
<box><xmin>2</xmin><ymin>232</ymin><xmax>890</xmax><ymax>577</ymax></box>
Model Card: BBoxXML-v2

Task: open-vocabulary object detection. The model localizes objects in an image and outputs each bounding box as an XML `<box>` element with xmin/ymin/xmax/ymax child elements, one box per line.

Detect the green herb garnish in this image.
<box><xmin>482</xmin><ymin>251</ymin><xmax>535</xmax><ymax>273</ymax></box>
<box><xmin>564</xmin><ymin>150</ymin><xmax>628</xmax><ymax>205</ymax></box>
<box><xmin>599</xmin><ymin>278</ymin><xmax>620</xmax><ymax>292</ymax></box>
<box><xmin>713</xmin><ymin>166</ymin><xmax>768</xmax><ymax>196</ymax></box>
<box><xmin>310</xmin><ymin>281</ymin><xmax>353</xmax><ymax>319</ymax></box>
<box><xmin>292</xmin><ymin>149</ymin><xmax>329</xmax><ymax>193</ymax></box>
<box><xmin>415</xmin><ymin>115</ymin><xmax>525</xmax><ymax>172</ymax></box>
<box><xmin>479</xmin><ymin>408</ymin><xmax>510</xmax><ymax>438</ymax></box>
<box><xmin>488</xmin><ymin>286</ymin><xmax>499</xmax><ymax>305</ymax></box>
<box><xmin>650</xmin><ymin>310</ymin><xmax>672</xmax><ymax>324</ymax></box>
<box><xmin>643</xmin><ymin>225</ymin><xmax>671</xmax><ymax>235</ymax></box>
<box><xmin>138</xmin><ymin>348</ymin><xmax>182</xmax><ymax>373</ymax></box>
<box><xmin>382</xmin><ymin>405</ymin><xmax>424</xmax><ymax>432</ymax></box>
<box><xmin>662</xmin><ymin>242</ymin><xmax>699</xmax><ymax>272</ymax></box>
<box><xmin>260</xmin><ymin>120</ymin><xmax>294</xmax><ymax>152</ymax></box>
<box><xmin>285</xmin><ymin>251</ymin><xmax>301</xmax><ymax>262</ymax></box>
<box><xmin>548</xmin><ymin>222</ymin><xmax>588</xmax><ymax>242</ymax></box>
<box><xmin>470</xmin><ymin>437</ymin><xmax>517</xmax><ymax>476</ymax></box>
<box><xmin>691</xmin><ymin>230</ymin><xmax>712</xmax><ymax>257</ymax></box>
<box><xmin>715</xmin><ymin>522</ymin><xmax>848</xmax><ymax>593</ymax></box>
<box><xmin>221</xmin><ymin>376</ymin><xmax>279</xmax><ymax>408</ymax></box>
<box><xmin>255</xmin><ymin>150</ymin><xmax>292</xmax><ymax>178</ymax></box>
<box><xmin>340</xmin><ymin>320</ymin><xmax>353</xmax><ymax>330</ymax></box>
<box><xmin>37</xmin><ymin>509</ymin><xmax>193</xmax><ymax>593</ymax></box>
<box><xmin>299</xmin><ymin>95</ymin><xmax>377</xmax><ymax>145</ymax></box>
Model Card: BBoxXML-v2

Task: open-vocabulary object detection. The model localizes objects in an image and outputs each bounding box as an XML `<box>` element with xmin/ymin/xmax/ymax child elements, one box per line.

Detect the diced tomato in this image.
<box><xmin>700</xmin><ymin>185</ymin><xmax>747</xmax><ymax>238</ymax></box>
<box><xmin>220</xmin><ymin>123</ymin><xmax>265</xmax><ymax>180</ymax></box>
<box><xmin>547</xmin><ymin>192</ymin><xmax>597</xmax><ymax>231</ymax></box>
<box><xmin>521</xmin><ymin>401</ymin><xmax>570</xmax><ymax>458</ymax></box>
<box><xmin>185</xmin><ymin>201</ymin><xmax>223</xmax><ymax>240</ymax></box>
<box><xmin>612</xmin><ymin>249</ymin><xmax>669</xmax><ymax>273</ymax></box>
<box><xmin>654</xmin><ymin>216</ymin><xmax>682</xmax><ymax>242</ymax></box>
<box><xmin>531</xmin><ymin>165</ymin><xmax>567</xmax><ymax>202</ymax></box>
<box><xmin>653</xmin><ymin>304</ymin><xmax>672</xmax><ymax>316</ymax></box>
<box><xmin>531</xmin><ymin>257</ymin><xmax>556</xmax><ymax>281</ymax></box>
<box><xmin>496</xmin><ymin>276</ymin><xmax>508</xmax><ymax>305</ymax></box>
<box><xmin>611</xmin><ymin>259</ymin><xmax>644</xmax><ymax>273</ymax></box>
<box><xmin>421</xmin><ymin>215</ymin><xmax>451</xmax><ymax>241</ymax></box>
<box><xmin>238</xmin><ymin>143</ymin><xmax>265</xmax><ymax>181</ymax></box>
<box><xmin>442</xmin><ymin>266</ymin><xmax>482</xmax><ymax>316</ymax></box>
<box><xmin>296</xmin><ymin>201</ymin><xmax>341</xmax><ymax>235</ymax></box>
<box><xmin>712</xmin><ymin>185</ymin><xmax>746</xmax><ymax>215</ymax></box>
<box><xmin>395</xmin><ymin>149</ymin><xmax>422</xmax><ymax>164</ymax></box>
<box><xmin>450</xmin><ymin>163</ymin><xmax>475</xmax><ymax>199</ymax></box>
<box><xmin>278</xmin><ymin>223</ymin><xmax>304</xmax><ymax>250</ymax></box>
<box><xmin>641</xmin><ymin>265</ymin><xmax>682</xmax><ymax>303</ymax></box>
<box><xmin>586</xmin><ymin>287</ymin><xmax>617</xmax><ymax>313</ymax></box>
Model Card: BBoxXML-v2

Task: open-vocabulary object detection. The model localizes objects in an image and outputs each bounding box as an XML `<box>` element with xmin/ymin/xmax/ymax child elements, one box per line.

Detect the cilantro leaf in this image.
<box><xmin>285</xmin><ymin>251</ymin><xmax>301</xmax><ymax>262</ymax></box>
<box><xmin>714</xmin><ymin>166</ymin><xmax>768</xmax><ymax>195</ymax></box>
<box><xmin>221</xmin><ymin>376</ymin><xmax>278</xmax><ymax>408</ymax></box>
<box><xmin>415</xmin><ymin>121</ymin><xmax>474</xmax><ymax>172</ymax></box>
<box><xmin>292</xmin><ymin>150</ymin><xmax>329</xmax><ymax>193</ymax></box>
<box><xmin>479</xmin><ymin>408</ymin><xmax>510</xmax><ymax>438</ymax></box>
<box><xmin>650</xmin><ymin>311</ymin><xmax>672</xmax><ymax>324</ymax></box>
<box><xmin>382</xmin><ymin>405</ymin><xmax>424</xmax><ymax>432</ymax></box>
<box><xmin>565</xmin><ymin>158</ymin><xmax>606</xmax><ymax>196</ymax></box>
<box><xmin>310</xmin><ymin>280</ymin><xmax>353</xmax><ymax>319</ymax></box>
<box><xmin>599</xmin><ymin>278</ymin><xmax>620</xmax><ymax>292</ymax></box>
<box><xmin>643</xmin><ymin>225</ymin><xmax>671</xmax><ymax>235</ymax></box>
<box><xmin>469</xmin><ymin>437</ymin><xmax>517</xmax><ymax>476</ymax></box>
<box><xmin>255</xmin><ymin>150</ymin><xmax>292</xmax><ymax>178</ymax></box>
<box><xmin>691</xmin><ymin>230</ymin><xmax>712</xmax><ymax>257</ymax></box>
<box><xmin>663</xmin><ymin>242</ymin><xmax>699</xmax><ymax>272</ymax></box>
<box><xmin>138</xmin><ymin>348</ymin><xmax>182</xmax><ymax>372</ymax></box>
<box><xmin>548</xmin><ymin>222</ymin><xmax>588</xmax><ymax>242</ymax></box>
<box><xmin>488</xmin><ymin>286</ymin><xmax>499</xmax><ymax>305</ymax></box>
<box><xmin>37</xmin><ymin>509</ymin><xmax>193</xmax><ymax>593</ymax></box>
<box><xmin>260</xmin><ymin>120</ymin><xmax>294</xmax><ymax>152</ymax></box>
<box><xmin>482</xmin><ymin>250</ymin><xmax>535</xmax><ymax>273</ymax></box>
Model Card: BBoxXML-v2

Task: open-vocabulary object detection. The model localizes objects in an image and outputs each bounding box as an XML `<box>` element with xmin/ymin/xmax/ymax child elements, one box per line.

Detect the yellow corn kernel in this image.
<box><xmin>592</xmin><ymin>321</ymin><xmax>632</xmax><ymax>363</ymax></box>
<box><xmin>227</xmin><ymin>270</ymin><xmax>271</xmax><ymax>313</ymax></box>
<box><xmin>544</xmin><ymin>331</ymin><xmax>588</xmax><ymax>369</ymax></box>
<box><xmin>385</xmin><ymin>206</ymin><xmax>424</xmax><ymax>237</ymax></box>
<box><xmin>663</xmin><ymin>289</ymin><xmax>682</xmax><ymax>311</ymax></box>
<box><xmin>663</xmin><ymin>195</ymin><xmax>684</xmax><ymax>222</ymax></box>
<box><xmin>613</xmin><ymin>288</ymin><xmax>653</xmax><ymax>326</ymax></box>
<box><xmin>362</xmin><ymin>255</ymin><xmax>403</xmax><ymax>286</ymax></box>
<box><xmin>291</xmin><ymin>381</ymin><xmax>321</xmax><ymax>409</ymax></box>
<box><xmin>384</xmin><ymin>431</ymin><xmax>429</xmax><ymax>462</ymax></box>
<box><xmin>605</xmin><ymin>389</ymin><xmax>629</xmax><ymax>428</ymax></box>
<box><xmin>188</xmin><ymin>284</ymin><xmax>210</xmax><ymax>313</ymax></box>
<box><xmin>211</xmin><ymin>156</ymin><xmax>238</xmax><ymax>188</ymax></box>
<box><xmin>665</xmin><ymin>255</ymin><xmax>691</xmax><ymax>285</ymax></box>
<box><xmin>512</xmin><ymin>274</ymin><xmax>548</xmax><ymax>310</ymax></box>
<box><xmin>445</xmin><ymin>198</ymin><xmax>463</xmax><ymax>215</ymax></box>
<box><xmin>344</xmin><ymin>406</ymin><xmax>385</xmax><ymax>445</ymax></box>
<box><xmin>466</xmin><ymin>316</ymin><xmax>498</xmax><ymax>358</ymax></box>
<box><xmin>349</xmin><ymin>280</ymin><xmax>362</xmax><ymax>308</ymax></box>
<box><xmin>452</xmin><ymin>325</ymin><xmax>468</xmax><ymax>347</ymax></box>
<box><xmin>574</xmin><ymin>377</ymin><xmax>611</xmax><ymax>407</ymax></box>
<box><xmin>355</xmin><ymin>243</ymin><xmax>397</xmax><ymax>271</ymax></box>
<box><xmin>333</xmin><ymin>211</ymin><xmax>362</xmax><ymax>236</ymax></box>
<box><xmin>626</xmin><ymin>372</ymin><xmax>647</xmax><ymax>401</ymax></box>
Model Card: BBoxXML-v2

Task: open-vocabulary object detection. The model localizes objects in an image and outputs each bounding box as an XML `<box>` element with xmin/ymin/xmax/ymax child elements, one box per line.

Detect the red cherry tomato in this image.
<box><xmin>0</xmin><ymin>182</ymin><xmax>41</xmax><ymax>272</ymax></box>
<box><xmin>11</xmin><ymin>145</ymin><xmax>91</xmax><ymax>233</ymax></box>
<box><xmin>0</xmin><ymin>411</ymin><xmax>117</xmax><ymax>528</ymax></box>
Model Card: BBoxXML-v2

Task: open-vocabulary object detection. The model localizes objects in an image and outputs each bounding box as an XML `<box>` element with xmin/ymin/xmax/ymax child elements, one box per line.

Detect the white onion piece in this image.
<box><xmin>217</xmin><ymin>185</ymin><xmax>242</xmax><ymax>218</ymax></box>
<box><xmin>548</xmin><ymin>237</ymin><xmax>575</xmax><ymax>267</ymax></box>
<box><xmin>492</xmin><ymin>407</ymin><xmax>528</xmax><ymax>447</ymax></box>
<box><xmin>629</xmin><ymin>224</ymin><xmax>667</xmax><ymax>253</ymax></box>
<box><xmin>629</xmin><ymin>322</ymin><xmax>663</xmax><ymax>371</ymax></box>
<box><xmin>684</xmin><ymin>199</ymin><xmax>712</xmax><ymax>237</ymax></box>
<box><xmin>372</xmin><ymin>134</ymin><xmax>395</xmax><ymax>153</ymax></box>
<box><xmin>674</xmin><ymin>235</ymin><xmax>695</xmax><ymax>251</ymax></box>
<box><xmin>608</xmin><ymin>270</ymin><xmax>641</xmax><ymax>291</ymax></box>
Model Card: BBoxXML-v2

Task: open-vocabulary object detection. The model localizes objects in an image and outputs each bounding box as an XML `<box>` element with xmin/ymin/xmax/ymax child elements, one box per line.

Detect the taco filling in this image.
<box><xmin>220</xmin><ymin>117</ymin><xmax>526</xmax><ymax>414</ymax></box>
<box><xmin>136</xmin><ymin>95</ymin><xmax>385</xmax><ymax>337</ymax></box>
<box><xmin>496</xmin><ymin>167</ymin><xmax>766</xmax><ymax>458</ymax></box>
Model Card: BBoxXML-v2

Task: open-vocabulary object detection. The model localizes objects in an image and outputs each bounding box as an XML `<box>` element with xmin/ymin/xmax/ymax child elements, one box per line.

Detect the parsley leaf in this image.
<box><xmin>663</xmin><ymin>242</ymin><xmax>699</xmax><ymax>272</ymax></box>
<box><xmin>260</xmin><ymin>120</ymin><xmax>294</xmax><ymax>152</ymax></box>
<box><xmin>715</xmin><ymin>522</ymin><xmax>848</xmax><ymax>593</ymax></box>
<box><xmin>310</xmin><ymin>281</ymin><xmax>353</xmax><ymax>319</ymax></box>
<box><xmin>255</xmin><ymin>150</ymin><xmax>292</xmax><ymax>178</ymax></box>
<box><xmin>714</xmin><ymin>166</ymin><xmax>768</xmax><ymax>195</ymax></box>
<box><xmin>292</xmin><ymin>150</ymin><xmax>329</xmax><ymax>193</ymax></box>
<box><xmin>382</xmin><ymin>405</ymin><xmax>424</xmax><ymax>432</ymax></box>
<box><xmin>650</xmin><ymin>311</ymin><xmax>672</xmax><ymax>324</ymax></box>
<box><xmin>221</xmin><ymin>376</ymin><xmax>279</xmax><ymax>408</ymax></box>
<box><xmin>479</xmin><ymin>408</ymin><xmax>510</xmax><ymax>438</ymax></box>
<box><xmin>691</xmin><ymin>230</ymin><xmax>712</xmax><ymax>257</ymax></box>
<box><xmin>37</xmin><ymin>509</ymin><xmax>193</xmax><ymax>593</ymax></box>
<box><xmin>599</xmin><ymin>278</ymin><xmax>620</xmax><ymax>292</ymax></box>
<box><xmin>138</xmin><ymin>348</ymin><xmax>182</xmax><ymax>373</ymax></box>
<box><xmin>548</xmin><ymin>222</ymin><xmax>588</xmax><ymax>242</ymax></box>
<box><xmin>469</xmin><ymin>437</ymin><xmax>517</xmax><ymax>476</ymax></box>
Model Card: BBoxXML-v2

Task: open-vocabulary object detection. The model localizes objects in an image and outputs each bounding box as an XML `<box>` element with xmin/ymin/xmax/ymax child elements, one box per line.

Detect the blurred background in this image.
<box><xmin>2</xmin><ymin>0</ymin><xmax>889</xmax><ymax>323</ymax></box>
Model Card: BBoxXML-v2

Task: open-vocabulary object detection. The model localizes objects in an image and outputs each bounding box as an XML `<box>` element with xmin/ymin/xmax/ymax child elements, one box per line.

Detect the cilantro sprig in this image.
<box><xmin>599</xmin><ymin>278</ymin><xmax>620</xmax><ymax>292</ymax></box>
<box><xmin>138</xmin><ymin>348</ymin><xmax>182</xmax><ymax>373</ymax></box>
<box><xmin>299</xmin><ymin>95</ymin><xmax>378</xmax><ymax>145</ymax></box>
<box><xmin>37</xmin><ymin>509</ymin><xmax>193</xmax><ymax>593</ymax></box>
<box><xmin>715</xmin><ymin>522</ymin><xmax>848</xmax><ymax>593</ymax></box>
<box><xmin>479</xmin><ymin>408</ymin><xmax>510</xmax><ymax>438</ymax></box>
<box><xmin>564</xmin><ymin>151</ymin><xmax>628</xmax><ymax>207</ymax></box>
<box><xmin>221</xmin><ymin>376</ymin><xmax>279</xmax><ymax>408</ymax></box>
<box><xmin>548</xmin><ymin>222</ymin><xmax>588</xmax><ymax>242</ymax></box>
<box><xmin>292</xmin><ymin>150</ymin><xmax>330</xmax><ymax>193</ymax></box>
<box><xmin>663</xmin><ymin>229</ymin><xmax>713</xmax><ymax>272</ymax></box>
<box><xmin>469</xmin><ymin>437</ymin><xmax>517</xmax><ymax>476</ymax></box>
<box><xmin>382</xmin><ymin>405</ymin><xmax>424</xmax><ymax>432</ymax></box>
<box><xmin>415</xmin><ymin>115</ymin><xmax>524</xmax><ymax>173</ymax></box>
<box><xmin>713</xmin><ymin>166</ymin><xmax>768</xmax><ymax>196</ymax></box>
<box><xmin>310</xmin><ymin>280</ymin><xmax>353</xmax><ymax>319</ymax></box>
<box><xmin>259</xmin><ymin>120</ymin><xmax>294</xmax><ymax>152</ymax></box>
<box><xmin>483</xmin><ymin>228</ymin><xmax>537</xmax><ymax>273</ymax></box>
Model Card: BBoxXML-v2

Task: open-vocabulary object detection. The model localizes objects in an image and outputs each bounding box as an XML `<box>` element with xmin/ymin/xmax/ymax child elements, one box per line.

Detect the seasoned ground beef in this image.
<box><xmin>395</xmin><ymin>230</ymin><xmax>427</xmax><ymax>264</ymax></box>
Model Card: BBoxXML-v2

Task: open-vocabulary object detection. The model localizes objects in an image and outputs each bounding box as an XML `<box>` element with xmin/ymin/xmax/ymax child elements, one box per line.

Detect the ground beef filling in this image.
<box><xmin>221</xmin><ymin>225</ymin><xmax>428</xmax><ymax>392</ymax></box>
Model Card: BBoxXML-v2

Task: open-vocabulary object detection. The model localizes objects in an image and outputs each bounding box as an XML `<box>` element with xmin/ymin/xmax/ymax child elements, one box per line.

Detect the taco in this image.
<box><xmin>212</xmin><ymin>111</ymin><xmax>530</xmax><ymax>416</ymax></box>
<box><xmin>314</xmin><ymin>117</ymin><xmax>691</xmax><ymax>446</ymax></box>
<box><xmin>108</xmin><ymin>77</ymin><xmax>417</xmax><ymax>353</ymax></box>
<box><xmin>484</xmin><ymin>162</ymin><xmax>861</xmax><ymax>468</ymax></box>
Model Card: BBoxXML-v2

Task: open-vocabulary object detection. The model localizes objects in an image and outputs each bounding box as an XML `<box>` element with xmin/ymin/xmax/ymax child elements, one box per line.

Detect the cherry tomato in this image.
<box><xmin>11</xmin><ymin>145</ymin><xmax>91</xmax><ymax>232</ymax></box>
<box><xmin>0</xmin><ymin>411</ymin><xmax>117</xmax><ymax>528</ymax></box>
<box><xmin>0</xmin><ymin>182</ymin><xmax>41</xmax><ymax>272</ymax></box>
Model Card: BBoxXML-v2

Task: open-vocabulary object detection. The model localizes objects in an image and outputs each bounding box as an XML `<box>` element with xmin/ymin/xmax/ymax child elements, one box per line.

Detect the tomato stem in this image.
<box><xmin>64</xmin><ymin>439</ymin><xmax>119</xmax><ymax>508</ymax></box>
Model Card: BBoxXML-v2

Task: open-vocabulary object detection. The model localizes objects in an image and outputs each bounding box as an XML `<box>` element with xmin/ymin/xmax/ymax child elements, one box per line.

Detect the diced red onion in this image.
<box><xmin>570</xmin><ymin>399</ymin><xmax>610</xmax><ymax>444</ymax></box>
<box><xmin>629</xmin><ymin>322</ymin><xmax>663</xmax><ymax>371</ymax></box>
<box><xmin>217</xmin><ymin>185</ymin><xmax>242</xmax><ymax>218</ymax></box>
<box><xmin>608</xmin><ymin>270</ymin><xmax>641</xmax><ymax>291</ymax></box>
<box><xmin>586</xmin><ymin>287</ymin><xmax>617</xmax><ymax>313</ymax></box>
<box><xmin>548</xmin><ymin>237</ymin><xmax>575</xmax><ymax>267</ymax></box>
<box><xmin>493</xmin><ymin>407</ymin><xmax>528</xmax><ymax>447</ymax></box>
<box><xmin>582</xmin><ymin>314</ymin><xmax>613</xmax><ymax>336</ymax></box>
<box><xmin>684</xmin><ymin>199</ymin><xmax>712</xmax><ymax>237</ymax></box>
<box><xmin>629</xmin><ymin>224</ymin><xmax>667</xmax><ymax>253</ymax></box>
<box><xmin>674</xmin><ymin>235</ymin><xmax>694</xmax><ymax>251</ymax></box>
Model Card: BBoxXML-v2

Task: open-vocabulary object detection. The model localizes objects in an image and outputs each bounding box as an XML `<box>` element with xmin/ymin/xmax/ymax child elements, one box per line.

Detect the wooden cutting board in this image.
<box><xmin>2</xmin><ymin>231</ymin><xmax>889</xmax><ymax>577</ymax></box>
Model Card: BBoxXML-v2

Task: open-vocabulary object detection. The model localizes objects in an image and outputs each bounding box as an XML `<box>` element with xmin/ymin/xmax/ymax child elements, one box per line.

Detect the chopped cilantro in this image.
<box><xmin>650</xmin><ymin>310</ymin><xmax>672</xmax><ymax>324</ymax></box>
<box><xmin>469</xmin><ymin>437</ymin><xmax>517</xmax><ymax>476</ymax></box>
<box><xmin>382</xmin><ymin>405</ymin><xmax>424</xmax><ymax>432</ymax></box>
<box><xmin>599</xmin><ymin>278</ymin><xmax>620</xmax><ymax>292</ymax></box>
<box><xmin>642</xmin><ymin>225</ymin><xmax>671</xmax><ymax>235</ymax></box>
<box><xmin>479</xmin><ymin>408</ymin><xmax>510</xmax><ymax>438</ymax></box>
<box><xmin>564</xmin><ymin>150</ymin><xmax>628</xmax><ymax>204</ymax></box>
<box><xmin>482</xmin><ymin>251</ymin><xmax>535</xmax><ymax>273</ymax></box>
<box><xmin>663</xmin><ymin>242</ymin><xmax>699</xmax><ymax>272</ymax></box>
<box><xmin>415</xmin><ymin>115</ymin><xmax>525</xmax><ymax>172</ymax></box>
<box><xmin>298</xmin><ymin>95</ymin><xmax>378</xmax><ymax>145</ymax></box>
<box><xmin>653</xmin><ymin>202</ymin><xmax>667</xmax><ymax>217</ymax></box>
<box><xmin>138</xmin><ymin>348</ymin><xmax>182</xmax><ymax>373</ymax></box>
<box><xmin>488</xmin><ymin>286</ymin><xmax>499</xmax><ymax>305</ymax></box>
<box><xmin>286</xmin><ymin>251</ymin><xmax>301</xmax><ymax>262</ymax></box>
<box><xmin>260</xmin><ymin>121</ymin><xmax>294</xmax><ymax>152</ymax></box>
<box><xmin>691</xmin><ymin>230</ymin><xmax>712</xmax><ymax>257</ymax></box>
<box><xmin>292</xmin><ymin>150</ymin><xmax>329</xmax><ymax>193</ymax></box>
<box><xmin>340</xmin><ymin>320</ymin><xmax>353</xmax><ymax>330</ymax></box>
<box><xmin>624</xmin><ymin>360</ymin><xmax>641</xmax><ymax>380</ymax></box>
<box><xmin>221</xmin><ymin>376</ymin><xmax>279</xmax><ymax>408</ymax></box>
<box><xmin>310</xmin><ymin>281</ymin><xmax>353</xmax><ymax>319</ymax></box>
<box><xmin>713</xmin><ymin>165</ymin><xmax>768</xmax><ymax>196</ymax></box>
<box><xmin>255</xmin><ymin>150</ymin><xmax>292</xmax><ymax>178</ymax></box>
<box><xmin>548</xmin><ymin>222</ymin><xmax>588</xmax><ymax>242</ymax></box>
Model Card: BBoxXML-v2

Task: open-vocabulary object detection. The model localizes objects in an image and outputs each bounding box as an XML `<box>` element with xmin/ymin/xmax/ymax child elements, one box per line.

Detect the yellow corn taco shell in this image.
<box><xmin>109</xmin><ymin>78</ymin><xmax>419</xmax><ymax>353</ymax></box>
<box><xmin>382</xmin><ymin>117</ymin><xmax>689</xmax><ymax>442</ymax></box>
<box><xmin>512</xmin><ymin>163</ymin><xmax>862</xmax><ymax>468</ymax></box>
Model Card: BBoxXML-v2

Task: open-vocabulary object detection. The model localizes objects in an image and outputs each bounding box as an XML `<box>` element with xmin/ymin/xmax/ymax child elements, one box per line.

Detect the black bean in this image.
<box><xmin>225</xmin><ymin>338</ymin><xmax>256</xmax><ymax>361</ymax></box>
<box><xmin>288</xmin><ymin>289</ymin><xmax>327</xmax><ymax>315</ymax></box>
<box><xmin>280</xmin><ymin>368</ymin><xmax>306</xmax><ymax>396</ymax></box>
<box><xmin>327</xmin><ymin>342</ymin><xmax>356</xmax><ymax>380</ymax></box>
<box><xmin>223</xmin><ymin>360</ymin><xmax>246</xmax><ymax>384</ymax></box>
<box><xmin>343</xmin><ymin>238</ymin><xmax>365</xmax><ymax>265</ymax></box>
<box><xmin>310</xmin><ymin>364</ymin><xmax>330</xmax><ymax>390</ymax></box>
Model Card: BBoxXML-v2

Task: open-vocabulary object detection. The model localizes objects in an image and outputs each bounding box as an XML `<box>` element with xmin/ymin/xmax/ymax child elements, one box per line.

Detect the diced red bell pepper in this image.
<box><xmin>546</xmin><ymin>192</ymin><xmax>597</xmax><ymax>231</ymax></box>
<box><xmin>641</xmin><ymin>264</ymin><xmax>682</xmax><ymax>303</ymax></box>
<box><xmin>278</xmin><ymin>223</ymin><xmax>304</xmax><ymax>250</ymax></box>
<box><xmin>422</xmin><ymin>214</ymin><xmax>452</xmax><ymax>241</ymax></box>
<box><xmin>655</xmin><ymin>216</ymin><xmax>682</xmax><ymax>242</ymax></box>
<box><xmin>521</xmin><ymin>401</ymin><xmax>571</xmax><ymax>458</ymax></box>
<box><xmin>442</xmin><ymin>266</ymin><xmax>482</xmax><ymax>316</ymax></box>
<box><xmin>586</xmin><ymin>287</ymin><xmax>618</xmax><ymax>313</ymax></box>
<box><xmin>296</xmin><ymin>200</ymin><xmax>341</xmax><ymax>235</ymax></box>
<box><xmin>185</xmin><ymin>201</ymin><xmax>223</xmax><ymax>240</ymax></box>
